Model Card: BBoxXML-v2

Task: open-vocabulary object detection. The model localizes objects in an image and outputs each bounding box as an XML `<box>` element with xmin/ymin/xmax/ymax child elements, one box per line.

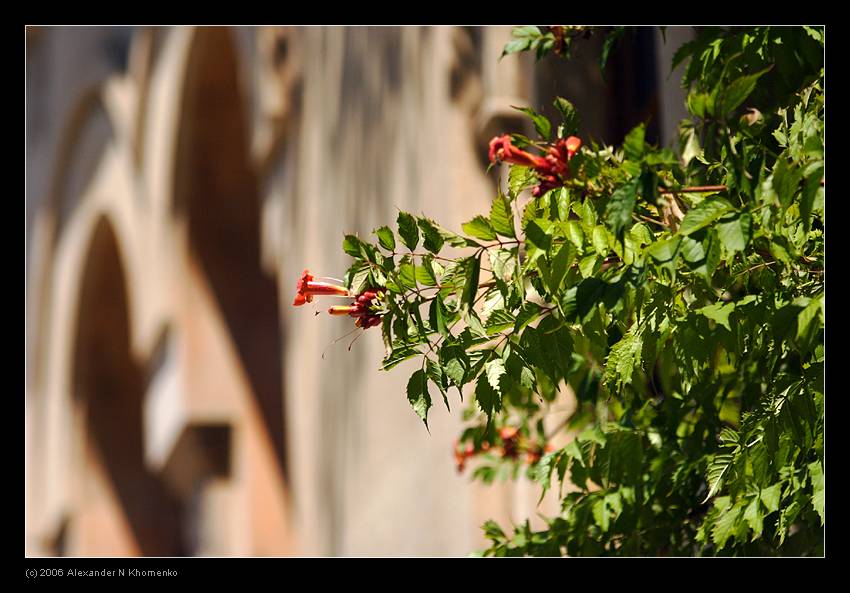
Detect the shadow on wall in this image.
<box><xmin>173</xmin><ymin>27</ymin><xmax>287</xmax><ymax>481</ymax></box>
<box><xmin>73</xmin><ymin>218</ymin><xmax>184</xmax><ymax>555</ymax></box>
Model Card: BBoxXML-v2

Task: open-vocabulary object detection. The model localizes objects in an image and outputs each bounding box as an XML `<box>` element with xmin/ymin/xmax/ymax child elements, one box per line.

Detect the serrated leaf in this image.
<box><xmin>605</xmin><ymin>177</ymin><xmax>640</xmax><ymax>237</ymax></box>
<box><xmin>760</xmin><ymin>483</ymin><xmax>781</xmax><ymax>513</ymax></box>
<box><xmin>475</xmin><ymin>369</ymin><xmax>502</xmax><ymax>421</ymax></box>
<box><xmin>704</xmin><ymin>451</ymin><xmax>736</xmax><ymax>502</ymax></box>
<box><xmin>711</xmin><ymin>501</ymin><xmax>743</xmax><ymax>549</ymax></box>
<box><xmin>553</xmin><ymin>96</ymin><xmax>581</xmax><ymax>137</ymax></box>
<box><xmin>678</xmin><ymin>196</ymin><xmax>735</xmax><ymax>235</ymax></box>
<box><xmin>603</xmin><ymin>330</ymin><xmax>644</xmax><ymax>391</ymax></box>
<box><xmin>461</xmin><ymin>255</ymin><xmax>481</xmax><ymax>313</ymax></box>
<box><xmin>808</xmin><ymin>461</ymin><xmax>824</xmax><ymax>524</ymax></box>
<box><xmin>623</xmin><ymin>123</ymin><xmax>646</xmax><ymax>161</ymax></box>
<box><xmin>718</xmin><ymin>67</ymin><xmax>771</xmax><ymax>116</ymax></box>
<box><xmin>489</xmin><ymin>194</ymin><xmax>516</xmax><ymax>238</ymax></box>
<box><xmin>744</xmin><ymin>497</ymin><xmax>763</xmax><ymax>539</ymax></box>
<box><xmin>513</xmin><ymin>105</ymin><xmax>551</xmax><ymax>140</ymax></box>
<box><xmin>348</xmin><ymin>263</ymin><xmax>372</xmax><ymax>296</ymax></box>
<box><xmin>407</xmin><ymin>369</ymin><xmax>432</xmax><ymax>429</ymax></box>
<box><xmin>425</xmin><ymin>358</ymin><xmax>450</xmax><ymax>412</ymax></box>
<box><xmin>397</xmin><ymin>211</ymin><xmax>419</xmax><ymax>251</ymax></box>
<box><xmin>485</xmin><ymin>359</ymin><xmax>506</xmax><ymax>393</ymax></box>
<box><xmin>548</xmin><ymin>243</ymin><xmax>575</xmax><ymax>294</ymax></box>
<box><xmin>374</xmin><ymin>226</ymin><xmax>396</xmax><ymax>251</ymax></box>
<box><xmin>417</xmin><ymin>217</ymin><xmax>445</xmax><ymax>253</ymax></box>
<box><xmin>382</xmin><ymin>346</ymin><xmax>422</xmax><ymax>371</ymax></box>
<box><xmin>509</xmin><ymin>165</ymin><xmax>538</xmax><ymax>197</ymax></box>
<box><xmin>462</xmin><ymin>215</ymin><xmax>497</xmax><ymax>241</ymax></box>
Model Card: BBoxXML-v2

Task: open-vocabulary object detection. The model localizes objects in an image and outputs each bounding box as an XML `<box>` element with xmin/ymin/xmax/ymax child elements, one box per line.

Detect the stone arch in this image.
<box><xmin>71</xmin><ymin>216</ymin><xmax>184</xmax><ymax>556</ymax></box>
<box><xmin>48</xmin><ymin>87</ymin><xmax>116</xmax><ymax>238</ymax></box>
<box><xmin>172</xmin><ymin>27</ymin><xmax>287</xmax><ymax>480</ymax></box>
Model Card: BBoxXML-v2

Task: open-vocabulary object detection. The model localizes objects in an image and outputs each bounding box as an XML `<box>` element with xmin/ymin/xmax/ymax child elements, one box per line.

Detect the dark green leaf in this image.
<box><xmin>605</xmin><ymin>177</ymin><xmax>640</xmax><ymax>237</ymax></box>
<box><xmin>407</xmin><ymin>369</ymin><xmax>432</xmax><ymax>429</ymax></box>
<box><xmin>397</xmin><ymin>211</ymin><xmax>419</xmax><ymax>251</ymax></box>
<box><xmin>418</xmin><ymin>217</ymin><xmax>445</xmax><ymax>253</ymax></box>
<box><xmin>375</xmin><ymin>227</ymin><xmax>395</xmax><ymax>252</ymax></box>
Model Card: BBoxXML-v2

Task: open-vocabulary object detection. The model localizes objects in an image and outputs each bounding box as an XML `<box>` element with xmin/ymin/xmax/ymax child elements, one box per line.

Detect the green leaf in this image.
<box><xmin>509</xmin><ymin>166</ymin><xmax>538</xmax><ymax>197</ymax></box>
<box><xmin>489</xmin><ymin>194</ymin><xmax>516</xmax><ymax>238</ymax></box>
<box><xmin>430</xmin><ymin>294</ymin><xmax>450</xmax><ymax>339</ymax></box>
<box><xmin>397</xmin><ymin>211</ymin><xmax>419</xmax><ymax>251</ymax></box>
<box><xmin>697</xmin><ymin>301</ymin><xmax>735</xmax><ymax>331</ymax></box>
<box><xmin>415</xmin><ymin>257</ymin><xmax>437</xmax><ymax>286</ymax></box>
<box><xmin>704</xmin><ymin>451</ymin><xmax>736</xmax><ymax>502</ymax></box>
<box><xmin>382</xmin><ymin>346</ymin><xmax>421</xmax><ymax>371</ymax></box>
<box><xmin>743</xmin><ymin>497</ymin><xmax>763</xmax><ymax>539</ymax></box>
<box><xmin>760</xmin><ymin>483</ymin><xmax>781</xmax><ymax>513</ymax></box>
<box><xmin>772</xmin><ymin>158</ymin><xmax>802</xmax><ymax>209</ymax></box>
<box><xmin>513</xmin><ymin>105</ymin><xmax>551</xmax><ymax>140</ymax></box>
<box><xmin>461</xmin><ymin>255</ymin><xmax>481</xmax><ymax>313</ymax></box>
<box><xmin>407</xmin><ymin>369</ymin><xmax>432</xmax><ymax>429</ymax></box>
<box><xmin>440</xmin><ymin>344</ymin><xmax>469</xmax><ymax>386</ymax></box>
<box><xmin>548</xmin><ymin>243</ymin><xmax>575</xmax><ymax>294</ymax></box>
<box><xmin>718</xmin><ymin>67</ymin><xmax>771</xmax><ymax>116</ymax></box>
<box><xmin>712</xmin><ymin>501</ymin><xmax>743</xmax><ymax>550</ymax></box>
<box><xmin>646</xmin><ymin>236</ymin><xmax>682</xmax><ymax>263</ymax></box>
<box><xmin>605</xmin><ymin>177</ymin><xmax>640</xmax><ymax>237</ymax></box>
<box><xmin>462</xmin><ymin>215</ymin><xmax>497</xmax><ymax>241</ymax></box>
<box><xmin>418</xmin><ymin>217</ymin><xmax>445</xmax><ymax>253</ymax></box>
<box><xmin>796</xmin><ymin>293</ymin><xmax>823</xmax><ymax>342</ymax></box>
<box><xmin>475</xmin><ymin>369</ymin><xmax>502</xmax><ymax>421</ymax></box>
<box><xmin>564</xmin><ymin>220</ymin><xmax>584</xmax><ymax>251</ymax></box>
<box><xmin>600</xmin><ymin>26</ymin><xmax>625</xmax><ymax>75</ymax></box>
<box><xmin>716</xmin><ymin>213</ymin><xmax>752</xmax><ymax>253</ymax></box>
<box><xmin>678</xmin><ymin>196</ymin><xmax>735</xmax><ymax>236</ymax></box>
<box><xmin>808</xmin><ymin>461</ymin><xmax>824</xmax><ymax>524</ymax></box>
<box><xmin>485</xmin><ymin>359</ymin><xmax>506</xmax><ymax>393</ymax></box>
<box><xmin>375</xmin><ymin>226</ymin><xmax>396</xmax><ymax>251</ymax></box>
<box><xmin>343</xmin><ymin>234</ymin><xmax>368</xmax><ymax>258</ymax></box>
<box><xmin>623</xmin><ymin>123</ymin><xmax>646</xmax><ymax>161</ymax></box>
<box><xmin>592</xmin><ymin>225</ymin><xmax>609</xmax><ymax>256</ymax></box>
<box><xmin>603</xmin><ymin>330</ymin><xmax>644</xmax><ymax>392</ymax></box>
<box><xmin>425</xmin><ymin>358</ymin><xmax>450</xmax><ymax>412</ymax></box>
<box><xmin>553</xmin><ymin>97</ymin><xmax>581</xmax><ymax>137</ymax></box>
<box><xmin>348</xmin><ymin>263</ymin><xmax>372</xmax><ymax>296</ymax></box>
<box><xmin>525</xmin><ymin>220</ymin><xmax>552</xmax><ymax>252</ymax></box>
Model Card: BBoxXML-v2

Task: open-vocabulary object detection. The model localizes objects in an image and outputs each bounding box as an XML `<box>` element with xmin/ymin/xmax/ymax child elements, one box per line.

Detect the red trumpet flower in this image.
<box><xmin>292</xmin><ymin>269</ymin><xmax>349</xmax><ymax>306</ymax></box>
<box><xmin>489</xmin><ymin>134</ymin><xmax>582</xmax><ymax>197</ymax></box>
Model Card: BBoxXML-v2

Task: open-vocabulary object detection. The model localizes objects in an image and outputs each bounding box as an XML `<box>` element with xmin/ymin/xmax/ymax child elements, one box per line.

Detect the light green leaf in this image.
<box><xmin>485</xmin><ymin>359</ymin><xmax>506</xmax><ymax>393</ymax></box>
<box><xmin>462</xmin><ymin>215</ymin><xmax>497</xmax><ymax>241</ymax></box>
<box><xmin>760</xmin><ymin>483</ymin><xmax>781</xmax><ymax>513</ymax></box>
<box><xmin>716</xmin><ymin>213</ymin><xmax>752</xmax><ymax>253</ymax></box>
<box><xmin>698</xmin><ymin>301</ymin><xmax>735</xmax><ymax>331</ymax></box>
<box><xmin>678</xmin><ymin>196</ymin><xmax>735</xmax><ymax>235</ymax></box>
<box><xmin>489</xmin><ymin>194</ymin><xmax>516</xmax><ymax>238</ymax></box>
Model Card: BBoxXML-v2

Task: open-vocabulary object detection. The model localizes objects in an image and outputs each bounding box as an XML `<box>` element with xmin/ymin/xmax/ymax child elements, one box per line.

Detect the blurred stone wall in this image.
<box><xmin>25</xmin><ymin>25</ymin><xmax>689</xmax><ymax>556</ymax></box>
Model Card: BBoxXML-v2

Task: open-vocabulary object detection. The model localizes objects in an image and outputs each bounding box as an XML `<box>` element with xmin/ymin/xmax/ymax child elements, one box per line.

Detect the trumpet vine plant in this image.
<box><xmin>293</xmin><ymin>25</ymin><xmax>824</xmax><ymax>556</ymax></box>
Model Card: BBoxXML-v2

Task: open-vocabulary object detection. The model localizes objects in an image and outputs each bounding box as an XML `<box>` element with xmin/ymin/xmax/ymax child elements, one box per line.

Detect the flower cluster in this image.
<box><xmin>453</xmin><ymin>427</ymin><xmax>551</xmax><ymax>472</ymax></box>
<box><xmin>488</xmin><ymin>134</ymin><xmax>581</xmax><ymax>197</ymax></box>
<box><xmin>328</xmin><ymin>288</ymin><xmax>385</xmax><ymax>329</ymax></box>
